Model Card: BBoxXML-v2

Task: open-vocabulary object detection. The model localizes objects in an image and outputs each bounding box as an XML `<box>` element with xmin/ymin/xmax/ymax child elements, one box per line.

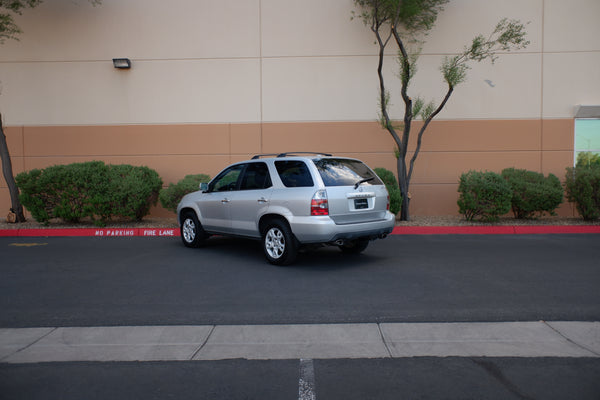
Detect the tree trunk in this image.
<box><xmin>0</xmin><ymin>112</ymin><xmax>26</xmax><ymax>222</ymax></box>
<box><xmin>397</xmin><ymin>155</ymin><xmax>410</xmax><ymax>221</ymax></box>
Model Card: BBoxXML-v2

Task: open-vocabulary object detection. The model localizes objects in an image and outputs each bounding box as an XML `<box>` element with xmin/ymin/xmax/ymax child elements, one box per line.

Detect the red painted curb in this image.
<box><xmin>392</xmin><ymin>225</ymin><xmax>600</xmax><ymax>235</ymax></box>
<box><xmin>0</xmin><ymin>227</ymin><xmax>180</xmax><ymax>238</ymax></box>
<box><xmin>2</xmin><ymin>225</ymin><xmax>600</xmax><ymax>237</ymax></box>
<box><xmin>513</xmin><ymin>225</ymin><xmax>600</xmax><ymax>234</ymax></box>
<box><xmin>393</xmin><ymin>226</ymin><xmax>515</xmax><ymax>235</ymax></box>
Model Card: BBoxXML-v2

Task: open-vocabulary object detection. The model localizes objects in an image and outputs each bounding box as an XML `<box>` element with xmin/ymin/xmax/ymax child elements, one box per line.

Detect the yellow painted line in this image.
<box><xmin>9</xmin><ymin>243</ymin><xmax>48</xmax><ymax>247</ymax></box>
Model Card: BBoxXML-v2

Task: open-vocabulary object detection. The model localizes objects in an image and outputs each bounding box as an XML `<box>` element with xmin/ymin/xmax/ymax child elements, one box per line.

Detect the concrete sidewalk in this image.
<box><xmin>1</xmin><ymin>321</ymin><xmax>598</xmax><ymax>363</ymax></box>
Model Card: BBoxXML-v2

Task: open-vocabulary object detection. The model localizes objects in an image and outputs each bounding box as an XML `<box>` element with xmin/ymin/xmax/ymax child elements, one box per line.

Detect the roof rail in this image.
<box><xmin>277</xmin><ymin>152</ymin><xmax>332</xmax><ymax>158</ymax></box>
<box><xmin>251</xmin><ymin>153</ymin><xmax>279</xmax><ymax>159</ymax></box>
<box><xmin>251</xmin><ymin>152</ymin><xmax>333</xmax><ymax>160</ymax></box>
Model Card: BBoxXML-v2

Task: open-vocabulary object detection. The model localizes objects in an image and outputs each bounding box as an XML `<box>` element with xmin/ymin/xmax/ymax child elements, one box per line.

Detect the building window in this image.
<box><xmin>574</xmin><ymin>106</ymin><xmax>600</xmax><ymax>167</ymax></box>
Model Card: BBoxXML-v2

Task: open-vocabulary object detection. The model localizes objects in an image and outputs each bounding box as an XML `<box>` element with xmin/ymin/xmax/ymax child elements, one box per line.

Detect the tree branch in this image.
<box><xmin>408</xmin><ymin>84</ymin><xmax>454</xmax><ymax>183</ymax></box>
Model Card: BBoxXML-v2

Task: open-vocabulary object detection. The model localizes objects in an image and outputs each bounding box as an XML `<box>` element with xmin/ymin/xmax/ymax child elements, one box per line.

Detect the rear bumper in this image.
<box><xmin>289</xmin><ymin>212</ymin><xmax>396</xmax><ymax>244</ymax></box>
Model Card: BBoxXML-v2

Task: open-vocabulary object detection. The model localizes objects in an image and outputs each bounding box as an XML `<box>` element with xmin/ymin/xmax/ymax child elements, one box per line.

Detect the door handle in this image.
<box><xmin>257</xmin><ymin>197</ymin><xmax>269</xmax><ymax>204</ymax></box>
<box><xmin>221</xmin><ymin>198</ymin><xmax>230</xmax><ymax>204</ymax></box>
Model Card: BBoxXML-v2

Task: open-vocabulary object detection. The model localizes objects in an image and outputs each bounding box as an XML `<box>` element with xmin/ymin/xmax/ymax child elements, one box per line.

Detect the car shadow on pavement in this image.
<box><xmin>195</xmin><ymin>236</ymin><xmax>381</xmax><ymax>270</ymax></box>
<box><xmin>293</xmin><ymin>247</ymin><xmax>381</xmax><ymax>270</ymax></box>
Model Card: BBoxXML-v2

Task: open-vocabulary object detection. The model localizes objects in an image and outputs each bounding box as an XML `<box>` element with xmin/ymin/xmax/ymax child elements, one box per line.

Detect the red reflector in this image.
<box><xmin>311</xmin><ymin>199</ymin><xmax>329</xmax><ymax>216</ymax></box>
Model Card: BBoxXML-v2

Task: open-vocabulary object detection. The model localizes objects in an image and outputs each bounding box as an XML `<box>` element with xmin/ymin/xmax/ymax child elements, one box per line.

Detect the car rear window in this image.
<box><xmin>314</xmin><ymin>158</ymin><xmax>383</xmax><ymax>187</ymax></box>
<box><xmin>275</xmin><ymin>160</ymin><xmax>314</xmax><ymax>187</ymax></box>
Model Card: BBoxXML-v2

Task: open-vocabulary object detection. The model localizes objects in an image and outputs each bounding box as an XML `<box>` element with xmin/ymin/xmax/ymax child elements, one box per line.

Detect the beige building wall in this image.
<box><xmin>1</xmin><ymin>0</ymin><xmax>599</xmax><ymax>218</ymax></box>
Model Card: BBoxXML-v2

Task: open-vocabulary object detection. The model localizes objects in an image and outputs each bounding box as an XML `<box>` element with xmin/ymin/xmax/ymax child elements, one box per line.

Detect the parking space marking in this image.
<box><xmin>299</xmin><ymin>358</ymin><xmax>316</xmax><ymax>400</ymax></box>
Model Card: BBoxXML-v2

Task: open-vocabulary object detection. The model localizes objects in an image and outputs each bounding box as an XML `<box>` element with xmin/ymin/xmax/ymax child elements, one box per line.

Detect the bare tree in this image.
<box><xmin>354</xmin><ymin>0</ymin><xmax>529</xmax><ymax>220</ymax></box>
<box><xmin>0</xmin><ymin>112</ymin><xmax>25</xmax><ymax>220</ymax></box>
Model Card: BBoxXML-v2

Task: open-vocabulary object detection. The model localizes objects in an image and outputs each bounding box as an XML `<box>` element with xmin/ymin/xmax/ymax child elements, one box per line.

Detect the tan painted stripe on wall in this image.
<box><xmin>1</xmin><ymin>119</ymin><xmax>576</xmax><ymax>217</ymax></box>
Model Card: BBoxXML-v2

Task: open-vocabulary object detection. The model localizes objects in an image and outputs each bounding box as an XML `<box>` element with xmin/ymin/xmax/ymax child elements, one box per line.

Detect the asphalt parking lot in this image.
<box><xmin>1</xmin><ymin>233</ymin><xmax>599</xmax><ymax>399</ymax></box>
<box><xmin>1</xmin><ymin>234</ymin><xmax>600</xmax><ymax>327</ymax></box>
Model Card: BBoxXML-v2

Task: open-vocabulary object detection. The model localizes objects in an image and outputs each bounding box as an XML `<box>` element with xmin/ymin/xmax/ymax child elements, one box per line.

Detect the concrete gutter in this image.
<box><xmin>1</xmin><ymin>225</ymin><xmax>600</xmax><ymax>237</ymax></box>
<box><xmin>1</xmin><ymin>322</ymin><xmax>598</xmax><ymax>363</ymax></box>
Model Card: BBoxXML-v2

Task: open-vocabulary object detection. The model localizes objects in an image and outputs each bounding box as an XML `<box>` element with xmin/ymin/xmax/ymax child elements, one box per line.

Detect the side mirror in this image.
<box><xmin>200</xmin><ymin>182</ymin><xmax>209</xmax><ymax>193</ymax></box>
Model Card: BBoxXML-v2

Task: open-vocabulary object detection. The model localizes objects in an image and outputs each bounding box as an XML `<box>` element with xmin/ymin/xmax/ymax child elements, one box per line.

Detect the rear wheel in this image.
<box><xmin>262</xmin><ymin>220</ymin><xmax>298</xmax><ymax>266</ymax></box>
<box><xmin>338</xmin><ymin>238</ymin><xmax>369</xmax><ymax>254</ymax></box>
<box><xmin>180</xmin><ymin>211</ymin><xmax>209</xmax><ymax>248</ymax></box>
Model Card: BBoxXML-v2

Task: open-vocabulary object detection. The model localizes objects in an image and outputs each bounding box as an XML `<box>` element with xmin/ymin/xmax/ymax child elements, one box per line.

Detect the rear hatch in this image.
<box><xmin>313</xmin><ymin>158</ymin><xmax>390</xmax><ymax>224</ymax></box>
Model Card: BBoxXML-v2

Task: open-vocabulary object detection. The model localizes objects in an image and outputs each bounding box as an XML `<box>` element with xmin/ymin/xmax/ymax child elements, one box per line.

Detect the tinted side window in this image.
<box><xmin>240</xmin><ymin>162</ymin><xmax>272</xmax><ymax>190</ymax></box>
<box><xmin>210</xmin><ymin>165</ymin><xmax>244</xmax><ymax>192</ymax></box>
<box><xmin>275</xmin><ymin>160</ymin><xmax>314</xmax><ymax>188</ymax></box>
<box><xmin>314</xmin><ymin>159</ymin><xmax>383</xmax><ymax>187</ymax></box>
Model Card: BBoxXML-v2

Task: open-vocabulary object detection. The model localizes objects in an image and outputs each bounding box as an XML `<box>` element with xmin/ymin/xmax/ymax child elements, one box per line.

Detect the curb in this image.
<box><xmin>0</xmin><ymin>227</ymin><xmax>180</xmax><ymax>238</ymax></box>
<box><xmin>1</xmin><ymin>225</ymin><xmax>600</xmax><ymax>237</ymax></box>
<box><xmin>391</xmin><ymin>225</ymin><xmax>600</xmax><ymax>235</ymax></box>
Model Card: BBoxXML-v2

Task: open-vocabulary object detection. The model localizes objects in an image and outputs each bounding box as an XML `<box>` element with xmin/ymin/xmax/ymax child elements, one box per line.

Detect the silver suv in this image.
<box><xmin>177</xmin><ymin>152</ymin><xmax>395</xmax><ymax>265</ymax></box>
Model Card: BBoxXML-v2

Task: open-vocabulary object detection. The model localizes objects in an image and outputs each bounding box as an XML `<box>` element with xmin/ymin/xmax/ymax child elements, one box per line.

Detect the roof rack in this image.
<box><xmin>251</xmin><ymin>152</ymin><xmax>332</xmax><ymax>160</ymax></box>
<box><xmin>251</xmin><ymin>153</ymin><xmax>279</xmax><ymax>159</ymax></box>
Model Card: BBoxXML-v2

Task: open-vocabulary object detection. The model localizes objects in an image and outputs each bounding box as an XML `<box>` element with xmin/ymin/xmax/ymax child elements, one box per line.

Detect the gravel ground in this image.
<box><xmin>1</xmin><ymin>214</ymin><xmax>599</xmax><ymax>230</ymax></box>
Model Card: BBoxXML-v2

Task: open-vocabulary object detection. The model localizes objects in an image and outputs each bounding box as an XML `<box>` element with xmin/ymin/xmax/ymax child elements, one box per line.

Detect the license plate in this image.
<box><xmin>354</xmin><ymin>198</ymin><xmax>368</xmax><ymax>209</ymax></box>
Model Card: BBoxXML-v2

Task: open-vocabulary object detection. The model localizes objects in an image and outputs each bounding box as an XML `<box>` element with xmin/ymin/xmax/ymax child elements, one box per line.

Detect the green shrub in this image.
<box><xmin>457</xmin><ymin>170</ymin><xmax>512</xmax><ymax>222</ymax></box>
<box><xmin>16</xmin><ymin>161</ymin><xmax>109</xmax><ymax>224</ymax></box>
<box><xmin>565</xmin><ymin>165</ymin><xmax>600</xmax><ymax>220</ymax></box>
<box><xmin>501</xmin><ymin>168</ymin><xmax>563</xmax><ymax>219</ymax></box>
<box><xmin>159</xmin><ymin>174</ymin><xmax>211</xmax><ymax>213</ymax></box>
<box><xmin>105</xmin><ymin>164</ymin><xmax>163</xmax><ymax>221</ymax></box>
<box><xmin>374</xmin><ymin>168</ymin><xmax>402</xmax><ymax>216</ymax></box>
<box><xmin>16</xmin><ymin>161</ymin><xmax>162</xmax><ymax>225</ymax></box>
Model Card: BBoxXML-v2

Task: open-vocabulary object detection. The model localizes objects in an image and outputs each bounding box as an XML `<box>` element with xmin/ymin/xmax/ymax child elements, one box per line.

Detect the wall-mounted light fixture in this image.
<box><xmin>112</xmin><ymin>58</ymin><xmax>132</xmax><ymax>69</ymax></box>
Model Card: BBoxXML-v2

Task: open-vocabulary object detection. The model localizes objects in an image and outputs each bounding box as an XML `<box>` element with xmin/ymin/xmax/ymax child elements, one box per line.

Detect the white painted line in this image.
<box><xmin>299</xmin><ymin>358</ymin><xmax>316</xmax><ymax>400</ymax></box>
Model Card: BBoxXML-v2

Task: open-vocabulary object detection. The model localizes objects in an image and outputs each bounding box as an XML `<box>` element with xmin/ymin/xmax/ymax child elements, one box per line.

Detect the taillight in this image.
<box><xmin>387</xmin><ymin>195</ymin><xmax>390</xmax><ymax>211</ymax></box>
<box><xmin>311</xmin><ymin>189</ymin><xmax>329</xmax><ymax>216</ymax></box>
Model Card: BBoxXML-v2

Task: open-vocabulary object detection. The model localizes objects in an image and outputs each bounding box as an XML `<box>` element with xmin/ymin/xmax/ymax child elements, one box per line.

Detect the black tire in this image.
<box><xmin>338</xmin><ymin>238</ymin><xmax>369</xmax><ymax>254</ymax></box>
<box><xmin>180</xmin><ymin>211</ymin><xmax>209</xmax><ymax>248</ymax></box>
<box><xmin>262</xmin><ymin>220</ymin><xmax>298</xmax><ymax>266</ymax></box>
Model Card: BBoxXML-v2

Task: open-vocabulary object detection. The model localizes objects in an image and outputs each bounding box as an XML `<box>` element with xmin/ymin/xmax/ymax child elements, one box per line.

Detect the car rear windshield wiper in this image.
<box><xmin>354</xmin><ymin>177</ymin><xmax>374</xmax><ymax>189</ymax></box>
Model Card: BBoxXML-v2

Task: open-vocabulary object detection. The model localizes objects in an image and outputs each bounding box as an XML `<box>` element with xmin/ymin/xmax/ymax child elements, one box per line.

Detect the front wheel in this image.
<box><xmin>180</xmin><ymin>211</ymin><xmax>209</xmax><ymax>248</ymax></box>
<box><xmin>338</xmin><ymin>239</ymin><xmax>369</xmax><ymax>254</ymax></box>
<box><xmin>262</xmin><ymin>220</ymin><xmax>298</xmax><ymax>266</ymax></box>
